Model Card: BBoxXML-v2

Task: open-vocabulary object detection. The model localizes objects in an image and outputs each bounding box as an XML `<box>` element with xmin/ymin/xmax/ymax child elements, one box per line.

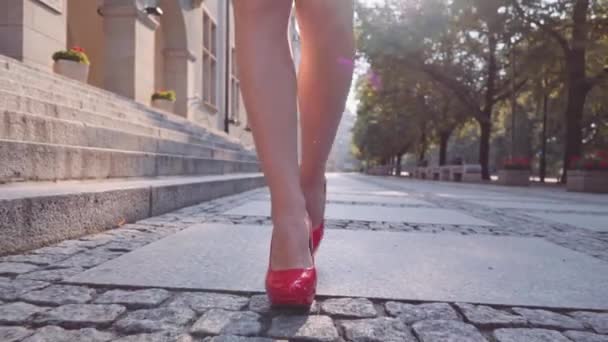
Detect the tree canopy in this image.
<box><xmin>353</xmin><ymin>0</ymin><xmax>608</xmax><ymax>180</ymax></box>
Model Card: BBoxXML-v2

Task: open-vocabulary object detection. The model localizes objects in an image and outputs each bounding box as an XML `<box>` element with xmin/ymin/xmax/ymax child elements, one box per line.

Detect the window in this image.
<box><xmin>230</xmin><ymin>47</ymin><xmax>241</xmax><ymax>124</ymax></box>
<box><xmin>203</xmin><ymin>11</ymin><xmax>217</xmax><ymax>110</ymax></box>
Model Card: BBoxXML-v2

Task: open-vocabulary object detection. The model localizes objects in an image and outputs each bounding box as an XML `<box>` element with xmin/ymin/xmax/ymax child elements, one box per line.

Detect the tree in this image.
<box><xmin>357</xmin><ymin>0</ymin><xmax>528</xmax><ymax>179</ymax></box>
<box><xmin>511</xmin><ymin>0</ymin><xmax>608</xmax><ymax>180</ymax></box>
<box><xmin>352</xmin><ymin>73</ymin><xmax>422</xmax><ymax>168</ymax></box>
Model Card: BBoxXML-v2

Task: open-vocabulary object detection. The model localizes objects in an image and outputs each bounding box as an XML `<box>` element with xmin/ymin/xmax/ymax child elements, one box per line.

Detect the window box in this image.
<box><xmin>567</xmin><ymin>170</ymin><xmax>608</xmax><ymax>193</ymax></box>
<box><xmin>498</xmin><ymin>169</ymin><xmax>531</xmax><ymax>187</ymax></box>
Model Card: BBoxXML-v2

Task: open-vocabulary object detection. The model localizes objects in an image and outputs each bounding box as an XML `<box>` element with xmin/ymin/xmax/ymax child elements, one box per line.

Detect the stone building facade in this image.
<box><xmin>0</xmin><ymin>0</ymin><xmax>265</xmax><ymax>145</ymax></box>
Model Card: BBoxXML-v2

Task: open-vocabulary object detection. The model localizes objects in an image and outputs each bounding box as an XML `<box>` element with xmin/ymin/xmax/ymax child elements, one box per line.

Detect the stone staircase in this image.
<box><xmin>0</xmin><ymin>55</ymin><xmax>264</xmax><ymax>255</ymax></box>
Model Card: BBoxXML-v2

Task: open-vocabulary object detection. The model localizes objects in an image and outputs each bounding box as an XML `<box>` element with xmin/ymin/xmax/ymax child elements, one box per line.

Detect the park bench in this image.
<box><xmin>416</xmin><ymin>166</ymin><xmax>428</xmax><ymax>179</ymax></box>
<box><xmin>430</xmin><ymin>166</ymin><xmax>442</xmax><ymax>180</ymax></box>
<box><xmin>440</xmin><ymin>166</ymin><xmax>452</xmax><ymax>181</ymax></box>
<box><xmin>368</xmin><ymin>165</ymin><xmax>392</xmax><ymax>176</ymax></box>
<box><xmin>449</xmin><ymin>164</ymin><xmax>483</xmax><ymax>182</ymax></box>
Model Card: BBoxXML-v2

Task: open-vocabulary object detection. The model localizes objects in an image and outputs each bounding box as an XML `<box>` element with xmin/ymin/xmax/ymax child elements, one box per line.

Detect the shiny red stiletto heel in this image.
<box><xmin>265</xmin><ymin>233</ymin><xmax>317</xmax><ymax>308</ymax></box>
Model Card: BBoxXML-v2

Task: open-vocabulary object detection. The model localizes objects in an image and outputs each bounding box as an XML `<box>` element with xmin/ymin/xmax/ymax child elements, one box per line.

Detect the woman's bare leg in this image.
<box><xmin>233</xmin><ymin>0</ymin><xmax>312</xmax><ymax>270</ymax></box>
<box><xmin>295</xmin><ymin>0</ymin><xmax>355</xmax><ymax>228</ymax></box>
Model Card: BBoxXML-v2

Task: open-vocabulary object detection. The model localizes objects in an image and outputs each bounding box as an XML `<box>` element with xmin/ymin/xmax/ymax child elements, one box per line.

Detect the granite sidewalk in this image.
<box><xmin>1</xmin><ymin>174</ymin><xmax>608</xmax><ymax>342</ymax></box>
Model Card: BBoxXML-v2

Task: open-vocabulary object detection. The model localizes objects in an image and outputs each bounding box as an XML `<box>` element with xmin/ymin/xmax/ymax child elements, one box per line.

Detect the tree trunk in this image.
<box><xmin>561</xmin><ymin>0</ymin><xmax>590</xmax><ymax>183</ymax></box>
<box><xmin>478</xmin><ymin>31</ymin><xmax>498</xmax><ymax>181</ymax></box>
<box><xmin>418</xmin><ymin>149</ymin><xmax>426</xmax><ymax>164</ymax></box>
<box><xmin>439</xmin><ymin>131</ymin><xmax>451</xmax><ymax>166</ymax></box>
<box><xmin>418</xmin><ymin>130</ymin><xmax>427</xmax><ymax>163</ymax></box>
<box><xmin>540</xmin><ymin>92</ymin><xmax>548</xmax><ymax>183</ymax></box>
<box><xmin>396</xmin><ymin>154</ymin><xmax>403</xmax><ymax>176</ymax></box>
<box><xmin>479</xmin><ymin>119</ymin><xmax>492</xmax><ymax>180</ymax></box>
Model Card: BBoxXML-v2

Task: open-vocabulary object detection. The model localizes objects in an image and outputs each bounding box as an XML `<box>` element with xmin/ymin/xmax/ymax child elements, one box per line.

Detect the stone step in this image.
<box><xmin>0</xmin><ymin>83</ymin><xmax>243</xmax><ymax>152</ymax></box>
<box><xmin>0</xmin><ymin>91</ymin><xmax>256</xmax><ymax>159</ymax></box>
<box><xmin>0</xmin><ymin>61</ymin><xmax>246</xmax><ymax>151</ymax></box>
<box><xmin>0</xmin><ymin>139</ymin><xmax>260</xmax><ymax>183</ymax></box>
<box><xmin>0</xmin><ymin>173</ymin><xmax>265</xmax><ymax>255</ymax></box>
<box><xmin>0</xmin><ymin>110</ymin><xmax>257</xmax><ymax>162</ymax></box>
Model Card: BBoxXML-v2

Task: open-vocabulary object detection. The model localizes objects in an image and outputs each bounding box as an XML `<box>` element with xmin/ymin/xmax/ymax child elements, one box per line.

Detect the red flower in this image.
<box><xmin>70</xmin><ymin>46</ymin><xmax>85</xmax><ymax>53</ymax></box>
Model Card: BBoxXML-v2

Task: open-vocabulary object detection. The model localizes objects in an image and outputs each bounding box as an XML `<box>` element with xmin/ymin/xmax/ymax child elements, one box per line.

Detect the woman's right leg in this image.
<box><xmin>233</xmin><ymin>0</ymin><xmax>312</xmax><ymax>270</ymax></box>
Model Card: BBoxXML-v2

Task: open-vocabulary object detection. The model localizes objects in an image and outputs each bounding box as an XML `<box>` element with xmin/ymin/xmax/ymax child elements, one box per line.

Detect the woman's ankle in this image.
<box><xmin>300</xmin><ymin>177</ymin><xmax>326</xmax><ymax>229</ymax></box>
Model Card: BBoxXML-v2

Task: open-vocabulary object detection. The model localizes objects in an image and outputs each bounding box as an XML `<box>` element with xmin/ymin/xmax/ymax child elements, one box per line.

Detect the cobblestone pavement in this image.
<box><xmin>1</xmin><ymin>174</ymin><xmax>608</xmax><ymax>341</ymax></box>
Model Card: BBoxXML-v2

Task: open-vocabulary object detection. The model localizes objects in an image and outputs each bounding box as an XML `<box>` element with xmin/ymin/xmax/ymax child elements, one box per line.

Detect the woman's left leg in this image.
<box><xmin>294</xmin><ymin>0</ymin><xmax>355</xmax><ymax>229</ymax></box>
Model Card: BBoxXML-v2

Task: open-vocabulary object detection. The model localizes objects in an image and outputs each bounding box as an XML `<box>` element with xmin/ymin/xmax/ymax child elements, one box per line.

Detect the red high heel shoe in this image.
<box><xmin>265</xmin><ymin>233</ymin><xmax>317</xmax><ymax>308</ymax></box>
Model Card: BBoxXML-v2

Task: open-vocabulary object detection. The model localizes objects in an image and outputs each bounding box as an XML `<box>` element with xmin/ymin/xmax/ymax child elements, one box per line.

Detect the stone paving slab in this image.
<box><xmin>525</xmin><ymin>212</ymin><xmax>608</xmax><ymax>232</ymax></box>
<box><xmin>224</xmin><ymin>201</ymin><xmax>495</xmax><ymax>226</ymax></box>
<box><xmin>329</xmin><ymin>190</ymin><xmax>411</xmax><ymax>197</ymax></box>
<box><xmin>68</xmin><ymin>224</ymin><xmax>608</xmax><ymax>310</ymax></box>
<box><xmin>257</xmin><ymin>193</ymin><xmax>433</xmax><ymax>206</ymax></box>
<box><xmin>463</xmin><ymin>199</ymin><xmax>608</xmax><ymax>212</ymax></box>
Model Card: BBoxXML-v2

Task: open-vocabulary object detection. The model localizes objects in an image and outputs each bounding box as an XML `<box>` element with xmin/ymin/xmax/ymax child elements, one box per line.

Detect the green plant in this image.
<box><xmin>570</xmin><ymin>151</ymin><xmax>608</xmax><ymax>171</ymax></box>
<box><xmin>52</xmin><ymin>46</ymin><xmax>90</xmax><ymax>65</ymax></box>
<box><xmin>151</xmin><ymin>90</ymin><xmax>176</xmax><ymax>102</ymax></box>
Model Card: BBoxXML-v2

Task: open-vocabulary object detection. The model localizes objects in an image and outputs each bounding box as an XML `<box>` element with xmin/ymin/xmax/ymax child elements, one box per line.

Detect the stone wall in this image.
<box><xmin>0</xmin><ymin>0</ymin><xmax>67</xmax><ymax>68</ymax></box>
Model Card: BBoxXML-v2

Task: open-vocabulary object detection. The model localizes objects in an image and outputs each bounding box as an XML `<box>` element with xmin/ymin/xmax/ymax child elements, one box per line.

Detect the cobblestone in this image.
<box><xmin>564</xmin><ymin>330</ymin><xmax>608</xmax><ymax>342</ymax></box>
<box><xmin>0</xmin><ymin>326</ymin><xmax>34</xmax><ymax>342</ymax></box>
<box><xmin>17</xmin><ymin>267</ymin><xmax>84</xmax><ymax>282</ymax></box>
<box><xmin>247</xmin><ymin>294</ymin><xmax>320</xmax><ymax>314</ymax></box>
<box><xmin>571</xmin><ymin>312</ymin><xmax>608</xmax><ymax>334</ymax></box>
<box><xmin>0</xmin><ymin>278</ymin><xmax>49</xmax><ymax>301</ymax></box>
<box><xmin>267</xmin><ymin>315</ymin><xmax>339</xmax><ymax>342</ymax></box>
<box><xmin>321</xmin><ymin>297</ymin><xmax>377</xmax><ymax>318</ymax></box>
<box><xmin>412</xmin><ymin>319</ymin><xmax>487</xmax><ymax>342</ymax></box>
<box><xmin>54</xmin><ymin>251</ymin><xmax>124</xmax><ymax>269</ymax></box>
<box><xmin>34</xmin><ymin>304</ymin><xmax>126</xmax><ymax>328</ymax></box>
<box><xmin>102</xmin><ymin>240</ymin><xmax>149</xmax><ymax>252</ymax></box>
<box><xmin>203</xmin><ymin>336</ymin><xmax>285</xmax><ymax>342</ymax></box>
<box><xmin>1</xmin><ymin>183</ymin><xmax>608</xmax><ymax>341</ymax></box>
<box><xmin>94</xmin><ymin>289</ymin><xmax>171</xmax><ymax>309</ymax></box>
<box><xmin>0</xmin><ymin>302</ymin><xmax>49</xmax><ymax>324</ymax></box>
<box><xmin>169</xmin><ymin>292</ymin><xmax>249</xmax><ymax>313</ymax></box>
<box><xmin>31</xmin><ymin>245</ymin><xmax>86</xmax><ymax>256</ymax></box>
<box><xmin>20</xmin><ymin>285</ymin><xmax>95</xmax><ymax>306</ymax></box>
<box><xmin>493</xmin><ymin>328</ymin><xmax>571</xmax><ymax>342</ymax></box>
<box><xmin>0</xmin><ymin>253</ymin><xmax>69</xmax><ymax>266</ymax></box>
<box><xmin>114</xmin><ymin>307</ymin><xmax>196</xmax><ymax>334</ymax></box>
<box><xmin>512</xmin><ymin>307</ymin><xmax>585</xmax><ymax>330</ymax></box>
<box><xmin>385</xmin><ymin>302</ymin><xmax>460</xmax><ymax>324</ymax></box>
<box><xmin>21</xmin><ymin>326</ymin><xmax>115</xmax><ymax>342</ymax></box>
<box><xmin>248</xmin><ymin>295</ymin><xmax>271</xmax><ymax>314</ymax></box>
<box><xmin>456</xmin><ymin>303</ymin><xmax>527</xmax><ymax>327</ymax></box>
<box><xmin>112</xmin><ymin>331</ymin><xmax>193</xmax><ymax>342</ymax></box>
<box><xmin>339</xmin><ymin>317</ymin><xmax>416</xmax><ymax>342</ymax></box>
<box><xmin>0</xmin><ymin>262</ymin><xmax>39</xmax><ymax>276</ymax></box>
<box><xmin>191</xmin><ymin>309</ymin><xmax>262</xmax><ymax>336</ymax></box>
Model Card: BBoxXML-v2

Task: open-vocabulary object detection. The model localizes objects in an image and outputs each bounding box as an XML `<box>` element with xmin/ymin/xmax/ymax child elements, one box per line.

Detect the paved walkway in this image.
<box><xmin>1</xmin><ymin>174</ymin><xmax>608</xmax><ymax>342</ymax></box>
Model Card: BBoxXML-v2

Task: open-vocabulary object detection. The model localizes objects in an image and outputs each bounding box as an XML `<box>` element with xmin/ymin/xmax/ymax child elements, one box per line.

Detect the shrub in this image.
<box><xmin>570</xmin><ymin>151</ymin><xmax>608</xmax><ymax>171</ymax></box>
<box><xmin>151</xmin><ymin>90</ymin><xmax>176</xmax><ymax>102</ymax></box>
<box><xmin>52</xmin><ymin>46</ymin><xmax>90</xmax><ymax>65</ymax></box>
<box><xmin>503</xmin><ymin>157</ymin><xmax>531</xmax><ymax>170</ymax></box>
